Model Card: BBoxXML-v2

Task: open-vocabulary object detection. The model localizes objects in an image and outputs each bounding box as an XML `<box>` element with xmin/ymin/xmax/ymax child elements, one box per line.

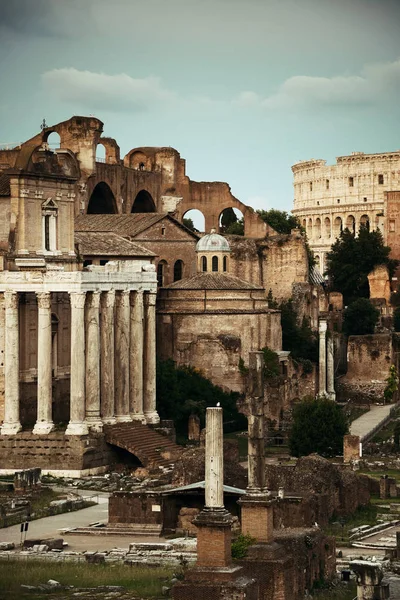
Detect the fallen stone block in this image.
<box><xmin>0</xmin><ymin>542</ymin><xmax>15</xmax><ymax>551</ymax></box>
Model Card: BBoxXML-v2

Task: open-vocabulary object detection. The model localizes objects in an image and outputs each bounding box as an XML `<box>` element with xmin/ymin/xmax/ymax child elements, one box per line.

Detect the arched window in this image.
<box><xmin>42</xmin><ymin>198</ymin><xmax>58</xmax><ymax>251</ymax></box>
<box><xmin>174</xmin><ymin>260</ymin><xmax>183</xmax><ymax>282</ymax></box>
<box><xmin>324</xmin><ymin>217</ymin><xmax>331</xmax><ymax>238</ymax></box>
<box><xmin>212</xmin><ymin>256</ymin><xmax>219</xmax><ymax>272</ymax></box>
<box><xmin>157</xmin><ymin>260</ymin><xmax>167</xmax><ymax>286</ymax></box>
<box><xmin>314</xmin><ymin>218</ymin><xmax>321</xmax><ymax>238</ymax></box>
<box><xmin>202</xmin><ymin>256</ymin><xmax>207</xmax><ymax>272</ymax></box>
<box><xmin>223</xmin><ymin>256</ymin><xmax>228</xmax><ymax>272</ymax></box>
<box><xmin>333</xmin><ymin>216</ymin><xmax>343</xmax><ymax>237</ymax></box>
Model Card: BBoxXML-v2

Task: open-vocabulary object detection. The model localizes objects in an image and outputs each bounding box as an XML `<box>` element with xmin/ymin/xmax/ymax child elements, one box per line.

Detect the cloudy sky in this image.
<box><xmin>0</xmin><ymin>0</ymin><xmax>400</xmax><ymax>214</ymax></box>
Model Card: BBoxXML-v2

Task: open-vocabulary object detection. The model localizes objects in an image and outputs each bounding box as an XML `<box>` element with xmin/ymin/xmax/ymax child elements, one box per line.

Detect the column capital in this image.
<box><xmin>144</xmin><ymin>291</ymin><xmax>157</xmax><ymax>307</ymax></box>
<box><xmin>319</xmin><ymin>319</ymin><xmax>328</xmax><ymax>333</ymax></box>
<box><xmin>101</xmin><ymin>289</ymin><xmax>116</xmax><ymax>309</ymax></box>
<box><xmin>116</xmin><ymin>289</ymin><xmax>130</xmax><ymax>307</ymax></box>
<box><xmin>69</xmin><ymin>291</ymin><xmax>86</xmax><ymax>309</ymax></box>
<box><xmin>36</xmin><ymin>291</ymin><xmax>51</xmax><ymax>310</ymax></box>
<box><xmin>4</xmin><ymin>290</ymin><xmax>19</xmax><ymax>310</ymax></box>
<box><xmin>130</xmin><ymin>290</ymin><xmax>144</xmax><ymax>307</ymax></box>
<box><xmin>87</xmin><ymin>290</ymin><xmax>101</xmax><ymax>309</ymax></box>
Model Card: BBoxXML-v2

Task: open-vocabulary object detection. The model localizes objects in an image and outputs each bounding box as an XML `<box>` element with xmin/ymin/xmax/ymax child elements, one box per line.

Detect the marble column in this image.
<box><xmin>114</xmin><ymin>290</ymin><xmax>131</xmax><ymax>422</ymax></box>
<box><xmin>129</xmin><ymin>291</ymin><xmax>144</xmax><ymax>421</ymax></box>
<box><xmin>1</xmin><ymin>291</ymin><xmax>22</xmax><ymax>435</ymax></box>
<box><xmin>66</xmin><ymin>292</ymin><xmax>88</xmax><ymax>435</ymax></box>
<box><xmin>85</xmin><ymin>291</ymin><xmax>102</xmax><ymax>431</ymax></box>
<box><xmin>33</xmin><ymin>292</ymin><xmax>54</xmax><ymax>434</ymax></box>
<box><xmin>100</xmin><ymin>290</ymin><xmax>116</xmax><ymax>424</ymax></box>
<box><xmin>327</xmin><ymin>333</ymin><xmax>336</xmax><ymax>400</ymax></box>
<box><xmin>205</xmin><ymin>406</ymin><xmax>224</xmax><ymax>509</ymax></box>
<box><xmin>143</xmin><ymin>292</ymin><xmax>159</xmax><ymax>424</ymax></box>
<box><xmin>318</xmin><ymin>318</ymin><xmax>327</xmax><ymax>397</ymax></box>
<box><xmin>247</xmin><ymin>351</ymin><xmax>266</xmax><ymax>493</ymax></box>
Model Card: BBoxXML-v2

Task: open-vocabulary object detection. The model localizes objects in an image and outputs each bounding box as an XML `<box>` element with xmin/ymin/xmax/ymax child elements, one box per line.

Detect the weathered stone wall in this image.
<box><xmin>109</xmin><ymin>492</ymin><xmax>164</xmax><ymax>526</ymax></box>
<box><xmin>386</xmin><ymin>190</ymin><xmax>400</xmax><ymax>261</ymax></box>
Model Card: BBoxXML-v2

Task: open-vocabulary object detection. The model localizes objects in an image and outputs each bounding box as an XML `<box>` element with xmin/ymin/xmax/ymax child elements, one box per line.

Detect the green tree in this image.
<box><xmin>289</xmin><ymin>396</ymin><xmax>349</xmax><ymax>458</ymax></box>
<box><xmin>220</xmin><ymin>208</ymin><xmax>238</xmax><ymax>233</ymax></box>
<box><xmin>342</xmin><ymin>298</ymin><xmax>380</xmax><ymax>335</ymax></box>
<box><xmin>182</xmin><ymin>217</ymin><xmax>196</xmax><ymax>231</ymax></box>
<box><xmin>280</xmin><ymin>300</ymin><xmax>318</xmax><ymax>362</ymax></box>
<box><xmin>394</xmin><ymin>307</ymin><xmax>400</xmax><ymax>332</ymax></box>
<box><xmin>326</xmin><ymin>226</ymin><xmax>396</xmax><ymax>304</ymax></box>
<box><xmin>384</xmin><ymin>365</ymin><xmax>399</xmax><ymax>404</ymax></box>
<box><xmin>226</xmin><ymin>218</ymin><xmax>244</xmax><ymax>235</ymax></box>
<box><xmin>257</xmin><ymin>209</ymin><xmax>300</xmax><ymax>234</ymax></box>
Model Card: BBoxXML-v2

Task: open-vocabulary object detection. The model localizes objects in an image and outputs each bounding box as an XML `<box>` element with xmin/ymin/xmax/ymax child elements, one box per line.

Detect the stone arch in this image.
<box><xmin>218</xmin><ymin>207</ymin><xmax>244</xmax><ymax>235</ymax></box>
<box><xmin>324</xmin><ymin>217</ymin><xmax>331</xmax><ymax>238</ymax></box>
<box><xmin>307</xmin><ymin>218</ymin><xmax>313</xmax><ymax>239</ymax></box>
<box><xmin>45</xmin><ymin>131</ymin><xmax>61</xmax><ymax>149</ymax></box>
<box><xmin>314</xmin><ymin>218</ymin><xmax>321</xmax><ymax>239</ymax></box>
<box><xmin>131</xmin><ymin>190</ymin><xmax>156</xmax><ymax>213</ymax></box>
<box><xmin>360</xmin><ymin>214</ymin><xmax>370</xmax><ymax>231</ymax></box>
<box><xmin>96</xmin><ymin>137</ymin><xmax>120</xmax><ymax>165</ymax></box>
<box><xmin>333</xmin><ymin>216</ymin><xmax>343</xmax><ymax>237</ymax></box>
<box><xmin>87</xmin><ymin>182</ymin><xmax>118</xmax><ymax>214</ymax></box>
<box><xmin>346</xmin><ymin>214</ymin><xmax>356</xmax><ymax>235</ymax></box>
<box><xmin>302</xmin><ymin>218</ymin><xmax>307</xmax><ymax>230</ymax></box>
<box><xmin>183</xmin><ymin>209</ymin><xmax>205</xmax><ymax>233</ymax></box>
<box><xmin>127</xmin><ymin>150</ymin><xmax>152</xmax><ymax>171</ymax></box>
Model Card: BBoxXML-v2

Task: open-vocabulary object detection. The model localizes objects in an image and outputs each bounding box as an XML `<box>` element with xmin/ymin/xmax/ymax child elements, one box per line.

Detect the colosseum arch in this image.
<box><xmin>131</xmin><ymin>190</ymin><xmax>156</xmax><ymax>213</ymax></box>
<box><xmin>307</xmin><ymin>218</ymin><xmax>313</xmax><ymax>239</ymax></box>
<box><xmin>314</xmin><ymin>218</ymin><xmax>321</xmax><ymax>239</ymax></box>
<box><xmin>87</xmin><ymin>182</ymin><xmax>118</xmax><ymax>214</ymax></box>
<box><xmin>333</xmin><ymin>216</ymin><xmax>343</xmax><ymax>237</ymax></box>
<box><xmin>345</xmin><ymin>215</ymin><xmax>356</xmax><ymax>235</ymax></box>
<box><xmin>360</xmin><ymin>214</ymin><xmax>370</xmax><ymax>231</ymax></box>
<box><xmin>324</xmin><ymin>217</ymin><xmax>331</xmax><ymax>238</ymax></box>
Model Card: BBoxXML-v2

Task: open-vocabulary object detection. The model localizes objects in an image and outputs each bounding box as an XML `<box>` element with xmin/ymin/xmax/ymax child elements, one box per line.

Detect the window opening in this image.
<box><xmin>223</xmin><ymin>256</ymin><xmax>227</xmax><ymax>272</ymax></box>
<box><xmin>378</xmin><ymin>174</ymin><xmax>384</xmax><ymax>185</ymax></box>
<box><xmin>212</xmin><ymin>256</ymin><xmax>218</xmax><ymax>272</ymax></box>
<box><xmin>202</xmin><ymin>256</ymin><xmax>207</xmax><ymax>272</ymax></box>
<box><xmin>349</xmin><ymin>177</ymin><xmax>354</xmax><ymax>187</ymax></box>
<box><xmin>174</xmin><ymin>260</ymin><xmax>183</xmax><ymax>282</ymax></box>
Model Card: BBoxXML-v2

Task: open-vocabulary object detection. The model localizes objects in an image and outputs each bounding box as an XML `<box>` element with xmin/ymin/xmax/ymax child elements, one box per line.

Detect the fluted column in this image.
<box><xmin>115</xmin><ymin>290</ymin><xmax>131</xmax><ymax>422</ymax></box>
<box><xmin>100</xmin><ymin>290</ymin><xmax>116</xmax><ymax>424</ymax></box>
<box><xmin>143</xmin><ymin>292</ymin><xmax>159</xmax><ymax>424</ymax></box>
<box><xmin>33</xmin><ymin>292</ymin><xmax>54</xmax><ymax>434</ymax></box>
<box><xmin>319</xmin><ymin>318</ymin><xmax>327</xmax><ymax>396</ymax></box>
<box><xmin>129</xmin><ymin>291</ymin><xmax>144</xmax><ymax>421</ymax></box>
<box><xmin>85</xmin><ymin>291</ymin><xmax>102</xmax><ymax>431</ymax></box>
<box><xmin>66</xmin><ymin>292</ymin><xmax>88</xmax><ymax>435</ymax></box>
<box><xmin>327</xmin><ymin>333</ymin><xmax>336</xmax><ymax>400</ymax></box>
<box><xmin>1</xmin><ymin>291</ymin><xmax>22</xmax><ymax>435</ymax></box>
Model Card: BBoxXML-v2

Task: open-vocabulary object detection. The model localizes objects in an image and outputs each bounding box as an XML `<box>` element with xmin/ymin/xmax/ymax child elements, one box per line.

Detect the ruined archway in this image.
<box><xmin>219</xmin><ymin>207</ymin><xmax>244</xmax><ymax>235</ymax></box>
<box><xmin>45</xmin><ymin>131</ymin><xmax>61</xmax><ymax>150</ymax></box>
<box><xmin>131</xmin><ymin>190</ymin><xmax>156</xmax><ymax>213</ymax></box>
<box><xmin>87</xmin><ymin>182</ymin><xmax>117</xmax><ymax>214</ymax></box>
<box><xmin>183</xmin><ymin>209</ymin><xmax>205</xmax><ymax>233</ymax></box>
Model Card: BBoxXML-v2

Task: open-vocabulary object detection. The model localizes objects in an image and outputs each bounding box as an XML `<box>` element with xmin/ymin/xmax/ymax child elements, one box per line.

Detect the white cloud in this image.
<box><xmin>41</xmin><ymin>68</ymin><xmax>176</xmax><ymax>113</ymax></box>
<box><xmin>234</xmin><ymin>58</ymin><xmax>400</xmax><ymax>111</ymax></box>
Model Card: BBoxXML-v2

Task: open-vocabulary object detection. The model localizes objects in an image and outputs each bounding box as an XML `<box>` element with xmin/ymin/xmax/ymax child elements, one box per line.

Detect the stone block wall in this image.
<box><xmin>343</xmin><ymin>434</ymin><xmax>361</xmax><ymax>463</ymax></box>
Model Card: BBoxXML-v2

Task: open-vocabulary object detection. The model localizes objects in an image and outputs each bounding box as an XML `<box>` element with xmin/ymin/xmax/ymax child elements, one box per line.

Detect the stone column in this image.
<box><xmin>318</xmin><ymin>318</ymin><xmax>327</xmax><ymax>396</ymax></box>
<box><xmin>85</xmin><ymin>291</ymin><xmax>102</xmax><ymax>431</ymax></box>
<box><xmin>129</xmin><ymin>291</ymin><xmax>144</xmax><ymax>421</ymax></box>
<box><xmin>100</xmin><ymin>290</ymin><xmax>116</xmax><ymax>424</ymax></box>
<box><xmin>205</xmin><ymin>407</ymin><xmax>224</xmax><ymax>509</ymax></box>
<box><xmin>33</xmin><ymin>292</ymin><xmax>54</xmax><ymax>434</ymax></box>
<box><xmin>66</xmin><ymin>292</ymin><xmax>88</xmax><ymax>435</ymax></box>
<box><xmin>114</xmin><ymin>290</ymin><xmax>131</xmax><ymax>422</ymax></box>
<box><xmin>143</xmin><ymin>292</ymin><xmax>159</xmax><ymax>424</ymax></box>
<box><xmin>326</xmin><ymin>333</ymin><xmax>335</xmax><ymax>400</ymax></box>
<box><xmin>1</xmin><ymin>291</ymin><xmax>22</xmax><ymax>435</ymax></box>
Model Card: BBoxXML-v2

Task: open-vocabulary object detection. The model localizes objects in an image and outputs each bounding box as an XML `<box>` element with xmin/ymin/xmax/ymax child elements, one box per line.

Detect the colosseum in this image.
<box><xmin>292</xmin><ymin>151</ymin><xmax>400</xmax><ymax>273</ymax></box>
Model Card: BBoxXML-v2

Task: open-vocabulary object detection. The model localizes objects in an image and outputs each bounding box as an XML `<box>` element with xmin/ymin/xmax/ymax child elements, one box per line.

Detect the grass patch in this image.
<box><xmin>312</xmin><ymin>582</ymin><xmax>357</xmax><ymax>600</ymax></box>
<box><xmin>359</xmin><ymin>469</ymin><xmax>400</xmax><ymax>485</ymax></box>
<box><xmin>0</xmin><ymin>559</ymin><xmax>173</xmax><ymax>598</ymax></box>
<box><xmin>323</xmin><ymin>504</ymin><xmax>379</xmax><ymax>544</ymax></box>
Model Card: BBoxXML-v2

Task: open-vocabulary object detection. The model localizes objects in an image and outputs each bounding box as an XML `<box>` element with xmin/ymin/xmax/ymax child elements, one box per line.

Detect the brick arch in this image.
<box><xmin>96</xmin><ymin>137</ymin><xmax>120</xmax><ymax>165</ymax></box>
<box><xmin>131</xmin><ymin>189</ymin><xmax>156</xmax><ymax>213</ymax></box>
<box><xmin>87</xmin><ymin>181</ymin><xmax>118</xmax><ymax>214</ymax></box>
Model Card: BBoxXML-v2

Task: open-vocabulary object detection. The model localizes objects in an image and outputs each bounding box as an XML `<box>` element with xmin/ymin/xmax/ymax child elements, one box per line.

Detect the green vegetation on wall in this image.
<box><xmin>342</xmin><ymin>298</ymin><xmax>380</xmax><ymax>335</ymax></box>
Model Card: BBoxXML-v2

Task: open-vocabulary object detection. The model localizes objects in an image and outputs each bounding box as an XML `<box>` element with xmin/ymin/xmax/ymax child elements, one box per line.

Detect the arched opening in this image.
<box><xmin>360</xmin><ymin>214</ymin><xmax>370</xmax><ymax>232</ymax></box>
<box><xmin>129</xmin><ymin>151</ymin><xmax>150</xmax><ymax>171</ymax></box>
<box><xmin>324</xmin><ymin>217</ymin><xmax>331</xmax><ymax>238</ymax></box>
<box><xmin>223</xmin><ymin>256</ymin><xmax>228</xmax><ymax>272</ymax></box>
<box><xmin>302</xmin><ymin>219</ymin><xmax>307</xmax><ymax>230</ymax></box>
<box><xmin>212</xmin><ymin>256</ymin><xmax>219</xmax><ymax>272</ymax></box>
<box><xmin>96</xmin><ymin>144</ymin><xmax>106</xmax><ymax>162</ymax></box>
<box><xmin>174</xmin><ymin>260</ymin><xmax>183</xmax><ymax>282</ymax></box>
<box><xmin>131</xmin><ymin>190</ymin><xmax>156</xmax><ymax>213</ymax></box>
<box><xmin>333</xmin><ymin>216</ymin><xmax>343</xmax><ymax>237</ymax></box>
<box><xmin>157</xmin><ymin>260</ymin><xmax>167</xmax><ymax>286</ymax></box>
<box><xmin>201</xmin><ymin>256</ymin><xmax>207</xmax><ymax>272</ymax></box>
<box><xmin>183</xmin><ymin>209</ymin><xmax>205</xmax><ymax>233</ymax></box>
<box><xmin>315</xmin><ymin>255</ymin><xmax>320</xmax><ymax>269</ymax></box>
<box><xmin>307</xmin><ymin>218</ymin><xmax>313</xmax><ymax>239</ymax></box>
<box><xmin>314</xmin><ymin>218</ymin><xmax>321</xmax><ymax>239</ymax></box>
<box><xmin>87</xmin><ymin>182</ymin><xmax>117</xmax><ymax>214</ymax></box>
<box><xmin>45</xmin><ymin>131</ymin><xmax>61</xmax><ymax>150</ymax></box>
<box><xmin>346</xmin><ymin>215</ymin><xmax>356</xmax><ymax>235</ymax></box>
<box><xmin>218</xmin><ymin>207</ymin><xmax>244</xmax><ymax>235</ymax></box>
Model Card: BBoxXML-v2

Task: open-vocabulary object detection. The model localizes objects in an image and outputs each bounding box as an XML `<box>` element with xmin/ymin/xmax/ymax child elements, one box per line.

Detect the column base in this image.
<box><xmin>131</xmin><ymin>413</ymin><xmax>146</xmax><ymax>423</ymax></box>
<box><xmin>0</xmin><ymin>422</ymin><xmax>22</xmax><ymax>435</ymax></box>
<box><xmin>86</xmin><ymin>419</ymin><xmax>103</xmax><ymax>433</ymax></box>
<box><xmin>327</xmin><ymin>391</ymin><xmax>336</xmax><ymax>400</ymax></box>
<box><xmin>144</xmin><ymin>410</ymin><xmax>160</xmax><ymax>424</ymax></box>
<box><xmin>65</xmin><ymin>421</ymin><xmax>89</xmax><ymax>436</ymax></box>
<box><xmin>32</xmin><ymin>421</ymin><xmax>55</xmax><ymax>435</ymax></box>
<box><xmin>102</xmin><ymin>416</ymin><xmax>117</xmax><ymax>425</ymax></box>
<box><xmin>115</xmin><ymin>414</ymin><xmax>132</xmax><ymax>423</ymax></box>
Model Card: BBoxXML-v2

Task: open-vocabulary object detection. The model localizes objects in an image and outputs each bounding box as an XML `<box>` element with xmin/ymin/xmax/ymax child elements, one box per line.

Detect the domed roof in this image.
<box><xmin>196</xmin><ymin>229</ymin><xmax>230</xmax><ymax>252</ymax></box>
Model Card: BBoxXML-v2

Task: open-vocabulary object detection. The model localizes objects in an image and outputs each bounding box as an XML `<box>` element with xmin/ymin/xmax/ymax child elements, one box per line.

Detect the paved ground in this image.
<box><xmin>350</xmin><ymin>404</ymin><xmax>393</xmax><ymax>440</ymax></box>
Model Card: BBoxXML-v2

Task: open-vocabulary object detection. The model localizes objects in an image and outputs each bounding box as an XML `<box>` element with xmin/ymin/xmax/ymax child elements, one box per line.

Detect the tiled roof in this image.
<box><xmin>0</xmin><ymin>174</ymin><xmax>10</xmax><ymax>196</ymax></box>
<box><xmin>163</xmin><ymin>273</ymin><xmax>263</xmax><ymax>290</ymax></box>
<box><xmin>74</xmin><ymin>231</ymin><xmax>155</xmax><ymax>257</ymax></box>
<box><xmin>75</xmin><ymin>213</ymin><xmax>199</xmax><ymax>239</ymax></box>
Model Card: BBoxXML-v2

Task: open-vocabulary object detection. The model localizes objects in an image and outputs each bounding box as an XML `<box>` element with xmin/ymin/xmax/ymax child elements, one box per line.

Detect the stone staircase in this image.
<box><xmin>103</xmin><ymin>422</ymin><xmax>182</xmax><ymax>469</ymax></box>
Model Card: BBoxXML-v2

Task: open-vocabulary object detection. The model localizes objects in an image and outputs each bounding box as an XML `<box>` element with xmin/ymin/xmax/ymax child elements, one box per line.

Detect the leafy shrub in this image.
<box><xmin>231</xmin><ymin>534</ymin><xmax>255</xmax><ymax>559</ymax></box>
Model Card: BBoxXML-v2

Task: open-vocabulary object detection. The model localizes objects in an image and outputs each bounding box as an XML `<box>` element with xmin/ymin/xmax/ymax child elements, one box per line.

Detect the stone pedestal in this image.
<box><xmin>33</xmin><ymin>292</ymin><xmax>54</xmax><ymax>434</ymax></box>
<box><xmin>130</xmin><ymin>291</ymin><xmax>144</xmax><ymax>421</ymax></box>
<box><xmin>319</xmin><ymin>319</ymin><xmax>327</xmax><ymax>396</ymax></box>
<box><xmin>239</xmin><ymin>496</ymin><xmax>275</xmax><ymax>543</ymax></box>
<box><xmin>66</xmin><ymin>292</ymin><xmax>88</xmax><ymax>436</ymax></box>
<box><xmin>114</xmin><ymin>291</ymin><xmax>131</xmax><ymax>423</ymax></box>
<box><xmin>1</xmin><ymin>291</ymin><xmax>22</xmax><ymax>435</ymax></box>
<box><xmin>143</xmin><ymin>292</ymin><xmax>159</xmax><ymax>424</ymax></box>
<box><xmin>85</xmin><ymin>291</ymin><xmax>102</xmax><ymax>432</ymax></box>
<box><xmin>100</xmin><ymin>290</ymin><xmax>116</xmax><ymax>425</ymax></box>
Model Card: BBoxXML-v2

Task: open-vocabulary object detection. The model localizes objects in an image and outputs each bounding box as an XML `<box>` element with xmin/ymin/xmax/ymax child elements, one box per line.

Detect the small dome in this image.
<box><xmin>196</xmin><ymin>229</ymin><xmax>230</xmax><ymax>252</ymax></box>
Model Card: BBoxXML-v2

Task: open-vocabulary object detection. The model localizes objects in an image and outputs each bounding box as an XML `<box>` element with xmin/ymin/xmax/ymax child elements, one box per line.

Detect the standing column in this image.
<box><xmin>327</xmin><ymin>333</ymin><xmax>336</xmax><ymax>400</ymax></box>
<box><xmin>1</xmin><ymin>291</ymin><xmax>22</xmax><ymax>435</ymax></box>
<box><xmin>129</xmin><ymin>291</ymin><xmax>144</xmax><ymax>421</ymax></box>
<box><xmin>143</xmin><ymin>292</ymin><xmax>159</xmax><ymax>424</ymax></box>
<box><xmin>66</xmin><ymin>292</ymin><xmax>88</xmax><ymax>435</ymax></box>
<box><xmin>114</xmin><ymin>290</ymin><xmax>131</xmax><ymax>422</ymax></box>
<box><xmin>33</xmin><ymin>292</ymin><xmax>54</xmax><ymax>434</ymax></box>
<box><xmin>85</xmin><ymin>291</ymin><xmax>102</xmax><ymax>431</ymax></box>
<box><xmin>205</xmin><ymin>406</ymin><xmax>224</xmax><ymax>509</ymax></box>
<box><xmin>319</xmin><ymin>318</ymin><xmax>327</xmax><ymax>396</ymax></box>
<box><xmin>100</xmin><ymin>290</ymin><xmax>116</xmax><ymax>424</ymax></box>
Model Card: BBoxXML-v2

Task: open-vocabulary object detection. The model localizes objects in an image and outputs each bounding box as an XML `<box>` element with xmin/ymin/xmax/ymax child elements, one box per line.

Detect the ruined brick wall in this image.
<box><xmin>337</xmin><ymin>334</ymin><xmax>392</xmax><ymax>403</ymax></box>
<box><xmin>343</xmin><ymin>434</ymin><xmax>361</xmax><ymax>463</ymax></box>
<box><xmin>109</xmin><ymin>492</ymin><xmax>164</xmax><ymax>526</ymax></box>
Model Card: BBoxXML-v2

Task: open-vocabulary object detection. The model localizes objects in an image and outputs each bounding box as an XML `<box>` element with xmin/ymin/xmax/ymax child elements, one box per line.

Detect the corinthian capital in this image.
<box><xmin>36</xmin><ymin>292</ymin><xmax>51</xmax><ymax>310</ymax></box>
<box><xmin>69</xmin><ymin>291</ymin><xmax>86</xmax><ymax>309</ymax></box>
<box><xmin>4</xmin><ymin>290</ymin><xmax>19</xmax><ymax>310</ymax></box>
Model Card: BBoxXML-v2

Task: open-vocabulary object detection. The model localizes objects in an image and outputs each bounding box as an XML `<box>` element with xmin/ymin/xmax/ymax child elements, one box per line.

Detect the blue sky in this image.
<box><xmin>0</xmin><ymin>0</ymin><xmax>400</xmax><ymax>213</ymax></box>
